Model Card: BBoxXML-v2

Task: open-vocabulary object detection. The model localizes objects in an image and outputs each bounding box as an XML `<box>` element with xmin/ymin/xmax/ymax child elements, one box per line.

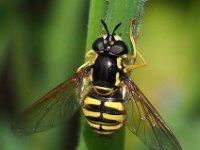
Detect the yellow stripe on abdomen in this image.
<box><xmin>82</xmin><ymin>108</ymin><xmax>101</xmax><ymax>117</ymax></box>
<box><xmin>102</xmin><ymin>113</ymin><xmax>125</xmax><ymax>123</ymax></box>
<box><xmin>84</xmin><ymin>96</ymin><xmax>101</xmax><ymax>105</ymax></box>
<box><xmin>94</xmin><ymin>130</ymin><xmax>114</xmax><ymax>135</ymax></box>
<box><xmin>87</xmin><ymin>121</ymin><xmax>100</xmax><ymax>129</ymax></box>
<box><xmin>101</xmin><ymin>123</ymin><xmax>123</xmax><ymax>130</ymax></box>
<box><xmin>104</xmin><ymin>101</ymin><xmax>124</xmax><ymax>111</ymax></box>
<box><xmin>82</xmin><ymin>89</ymin><xmax>126</xmax><ymax>135</ymax></box>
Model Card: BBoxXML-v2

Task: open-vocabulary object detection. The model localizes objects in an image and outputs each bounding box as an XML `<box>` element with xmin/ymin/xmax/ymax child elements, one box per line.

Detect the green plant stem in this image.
<box><xmin>86</xmin><ymin>1</ymin><xmax>106</xmax><ymax>51</ymax></box>
<box><xmin>78</xmin><ymin>0</ymin><xmax>147</xmax><ymax>150</ymax></box>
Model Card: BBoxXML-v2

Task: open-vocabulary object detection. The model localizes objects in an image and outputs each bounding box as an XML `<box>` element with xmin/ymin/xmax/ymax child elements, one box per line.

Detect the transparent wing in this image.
<box><xmin>123</xmin><ymin>76</ymin><xmax>182</xmax><ymax>150</ymax></box>
<box><xmin>12</xmin><ymin>68</ymin><xmax>91</xmax><ymax>135</ymax></box>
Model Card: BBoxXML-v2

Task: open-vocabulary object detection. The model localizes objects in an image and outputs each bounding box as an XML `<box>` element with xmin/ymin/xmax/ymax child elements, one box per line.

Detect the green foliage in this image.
<box><xmin>1</xmin><ymin>0</ymin><xmax>200</xmax><ymax>150</ymax></box>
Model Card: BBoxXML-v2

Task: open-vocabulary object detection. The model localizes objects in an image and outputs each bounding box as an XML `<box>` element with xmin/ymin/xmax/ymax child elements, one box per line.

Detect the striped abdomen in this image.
<box><xmin>82</xmin><ymin>87</ymin><xmax>126</xmax><ymax>135</ymax></box>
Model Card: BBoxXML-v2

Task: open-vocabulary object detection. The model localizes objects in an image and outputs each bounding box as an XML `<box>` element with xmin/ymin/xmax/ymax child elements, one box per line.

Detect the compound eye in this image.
<box><xmin>92</xmin><ymin>37</ymin><xmax>104</xmax><ymax>52</ymax></box>
<box><xmin>110</xmin><ymin>41</ymin><xmax>128</xmax><ymax>55</ymax></box>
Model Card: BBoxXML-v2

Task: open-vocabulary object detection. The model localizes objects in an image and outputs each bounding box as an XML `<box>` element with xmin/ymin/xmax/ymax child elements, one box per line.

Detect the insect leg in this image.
<box><xmin>85</xmin><ymin>50</ymin><xmax>97</xmax><ymax>61</ymax></box>
<box><xmin>77</xmin><ymin>50</ymin><xmax>97</xmax><ymax>72</ymax></box>
<box><xmin>125</xmin><ymin>50</ymin><xmax>147</xmax><ymax>71</ymax></box>
<box><xmin>124</xmin><ymin>19</ymin><xmax>147</xmax><ymax>71</ymax></box>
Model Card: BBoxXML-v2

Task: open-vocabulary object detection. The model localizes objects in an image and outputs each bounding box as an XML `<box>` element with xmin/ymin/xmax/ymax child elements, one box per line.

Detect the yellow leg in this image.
<box><xmin>129</xmin><ymin>19</ymin><xmax>137</xmax><ymax>59</ymax></box>
<box><xmin>85</xmin><ymin>50</ymin><xmax>97</xmax><ymax>61</ymax></box>
<box><xmin>76</xmin><ymin>50</ymin><xmax>97</xmax><ymax>72</ymax></box>
<box><xmin>76</xmin><ymin>61</ymin><xmax>91</xmax><ymax>72</ymax></box>
<box><xmin>124</xmin><ymin>19</ymin><xmax>147</xmax><ymax>72</ymax></box>
<box><xmin>125</xmin><ymin>54</ymin><xmax>136</xmax><ymax>61</ymax></box>
<box><xmin>125</xmin><ymin>50</ymin><xmax>147</xmax><ymax>71</ymax></box>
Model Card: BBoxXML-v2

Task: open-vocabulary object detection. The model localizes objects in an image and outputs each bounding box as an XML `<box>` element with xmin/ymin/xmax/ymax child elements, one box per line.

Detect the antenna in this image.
<box><xmin>101</xmin><ymin>19</ymin><xmax>110</xmax><ymax>35</ymax></box>
<box><xmin>112</xmin><ymin>22</ymin><xmax>121</xmax><ymax>35</ymax></box>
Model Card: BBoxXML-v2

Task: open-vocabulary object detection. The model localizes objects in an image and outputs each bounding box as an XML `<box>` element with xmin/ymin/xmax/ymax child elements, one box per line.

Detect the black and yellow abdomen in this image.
<box><xmin>82</xmin><ymin>87</ymin><xmax>126</xmax><ymax>135</ymax></box>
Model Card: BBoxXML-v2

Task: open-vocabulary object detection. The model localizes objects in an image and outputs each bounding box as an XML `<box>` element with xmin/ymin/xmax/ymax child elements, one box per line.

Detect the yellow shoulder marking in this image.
<box><xmin>117</xmin><ymin>57</ymin><xmax>122</xmax><ymax>69</ymax></box>
<box><xmin>115</xmin><ymin>72</ymin><xmax>120</xmax><ymax>86</ymax></box>
<box><xmin>89</xmin><ymin>68</ymin><xmax>93</xmax><ymax>82</ymax></box>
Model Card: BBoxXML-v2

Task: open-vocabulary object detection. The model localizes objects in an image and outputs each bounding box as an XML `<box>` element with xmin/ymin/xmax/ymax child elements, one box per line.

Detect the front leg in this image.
<box><xmin>124</xmin><ymin>50</ymin><xmax>147</xmax><ymax>72</ymax></box>
<box><xmin>123</xmin><ymin>19</ymin><xmax>147</xmax><ymax>72</ymax></box>
<box><xmin>77</xmin><ymin>50</ymin><xmax>97</xmax><ymax>72</ymax></box>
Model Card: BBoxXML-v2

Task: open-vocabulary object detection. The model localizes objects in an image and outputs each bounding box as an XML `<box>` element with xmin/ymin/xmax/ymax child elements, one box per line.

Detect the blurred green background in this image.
<box><xmin>0</xmin><ymin>0</ymin><xmax>200</xmax><ymax>150</ymax></box>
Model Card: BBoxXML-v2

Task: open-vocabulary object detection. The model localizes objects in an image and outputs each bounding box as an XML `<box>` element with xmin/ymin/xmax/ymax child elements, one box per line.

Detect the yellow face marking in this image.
<box><xmin>115</xmin><ymin>72</ymin><xmax>120</xmax><ymax>86</ymax></box>
<box><xmin>103</xmin><ymin>34</ymin><xmax>107</xmax><ymax>39</ymax></box>
<box><xmin>82</xmin><ymin>108</ymin><xmax>101</xmax><ymax>117</ymax></box>
<box><xmin>104</xmin><ymin>101</ymin><xmax>124</xmax><ymax>111</ymax></box>
<box><xmin>117</xmin><ymin>57</ymin><xmax>122</xmax><ymax>69</ymax></box>
<box><xmin>87</xmin><ymin>121</ymin><xmax>100</xmax><ymax>129</ymax></box>
<box><xmin>94</xmin><ymin>130</ymin><xmax>114</xmax><ymax>135</ymax></box>
<box><xmin>102</xmin><ymin>113</ymin><xmax>125</xmax><ymax>123</ymax></box>
<box><xmin>101</xmin><ymin>123</ymin><xmax>123</xmax><ymax>130</ymax></box>
<box><xmin>109</xmin><ymin>41</ymin><xmax>114</xmax><ymax>45</ymax></box>
<box><xmin>84</xmin><ymin>97</ymin><xmax>101</xmax><ymax>105</ymax></box>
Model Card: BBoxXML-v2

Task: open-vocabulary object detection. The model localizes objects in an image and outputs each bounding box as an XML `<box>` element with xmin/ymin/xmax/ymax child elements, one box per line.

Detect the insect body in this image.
<box><xmin>12</xmin><ymin>19</ymin><xmax>182</xmax><ymax>150</ymax></box>
<box><xmin>82</xmin><ymin>23</ymin><xmax>128</xmax><ymax>134</ymax></box>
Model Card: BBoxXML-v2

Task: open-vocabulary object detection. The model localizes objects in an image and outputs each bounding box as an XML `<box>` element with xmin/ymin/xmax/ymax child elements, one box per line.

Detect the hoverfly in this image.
<box><xmin>12</xmin><ymin>19</ymin><xmax>182</xmax><ymax>150</ymax></box>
